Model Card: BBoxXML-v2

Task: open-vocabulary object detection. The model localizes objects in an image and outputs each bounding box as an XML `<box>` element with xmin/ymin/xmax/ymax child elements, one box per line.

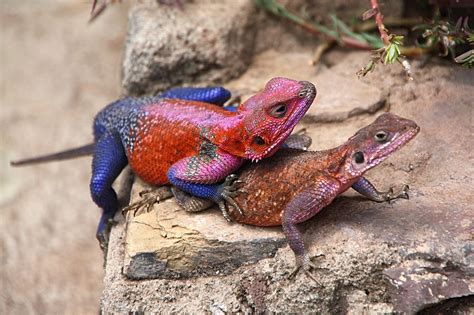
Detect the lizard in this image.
<box><xmin>171</xmin><ymin>112</ymin><xmax>420</xmax><ymax>280</ymax></box>
<box><xmin>11</xmin><ymin>77</ymin><xmax>317</xmax><ymax>249</ymax></box>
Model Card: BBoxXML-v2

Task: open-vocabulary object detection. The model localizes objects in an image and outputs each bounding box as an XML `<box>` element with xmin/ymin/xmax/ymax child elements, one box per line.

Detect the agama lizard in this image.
<box><xmin>11</xmin><ymin>77</ymin><xmax>317</xmax><ymax>249</ymax></box>
<box><xmin>173</xmin><ymin>113</ymin><xmax>420</xmax><ymax>279</ymax></box>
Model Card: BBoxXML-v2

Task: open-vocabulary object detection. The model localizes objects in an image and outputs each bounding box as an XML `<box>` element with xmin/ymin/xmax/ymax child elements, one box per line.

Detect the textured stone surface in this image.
<box><xmin>123</xmin><ymin>181</ymin><xmax>286</xmax><ymax>279</ymax></box>
<box><xmin>122</xmin><ymin>0</ymin><xmax>257</xmax><ymax>95</ymax></box>
<box><xmin>224</xmin><ymin>50</ymin><xmax>387</xmax><ymax>123</ymax></box>
<box><xmin>121</xmin><ymin>0</ymin><xmax>404</xmax><ymax>96</ymax></box>
<box><xmin>102</xmin><ymin>55</ymin><xmax>474</xmax><ymax>313</ymax></box>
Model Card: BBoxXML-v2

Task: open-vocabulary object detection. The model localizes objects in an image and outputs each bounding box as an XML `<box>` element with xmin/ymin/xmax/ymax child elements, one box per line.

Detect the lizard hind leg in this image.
<box><xmin>90</xmin><ymin>133</ymin><xmax>128</xmax><ymax>252</ymax></box>
<box><xmin>282</xmin><ymin>178</ymin><xmax>339</xmax><ymax>283</ymax></box>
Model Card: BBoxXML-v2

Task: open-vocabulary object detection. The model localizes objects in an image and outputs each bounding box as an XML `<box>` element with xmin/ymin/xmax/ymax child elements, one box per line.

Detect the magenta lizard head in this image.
<box><xmin>341</xmin><ymin>113</ymin><xmax>420</xmax><ymax>179</ymax></box>
<box><xmin>238</xmin><ymin>77</ymin><xmax>316</xmax><ymax>161</ymax></box>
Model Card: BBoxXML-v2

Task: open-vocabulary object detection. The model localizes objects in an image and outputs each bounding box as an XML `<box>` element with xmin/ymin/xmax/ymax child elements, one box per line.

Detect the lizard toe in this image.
<box><xmin>217</xmin><ymin>201</ymin><xmax>233</xmax><ymax>222</ymax></box>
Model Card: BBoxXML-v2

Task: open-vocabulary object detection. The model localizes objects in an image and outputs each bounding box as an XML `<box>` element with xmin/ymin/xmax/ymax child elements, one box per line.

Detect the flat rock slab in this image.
<box><xmin>225</xmin><ymin>50</ymin><xmax>387</xmax><ymax>123</ymax></box>
<box><xmin>103</xmin><ymin>57</ymin><xmax>473</xmax><ymax>313</ymax></box>
<box><xmin>123</xmin><ymin>181</ymin><xmax>286</xmax><ymax>279</ymax></box>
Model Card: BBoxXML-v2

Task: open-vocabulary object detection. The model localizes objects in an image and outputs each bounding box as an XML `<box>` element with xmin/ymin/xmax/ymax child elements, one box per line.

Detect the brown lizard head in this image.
<box><xmin>341</xmin><ymin>112</ymin><xmax>420</xmax><ymax>179</ymax></box>
<box><xmin>237</xmin><ymin>77</ymin><xmax>316</xmax><ymax>162</ymax></box>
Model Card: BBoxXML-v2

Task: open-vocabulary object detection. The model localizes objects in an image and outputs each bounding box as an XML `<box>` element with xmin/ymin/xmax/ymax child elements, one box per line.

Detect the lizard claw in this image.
<box><xmin>96</xmin><ymin>216</ymin><xmax>119</xmax><ymax>259</ymax></box>
<box><xmin>122</xmin><ymin>187</ymin><xmax>173</xmax><ymax>217</ymax></box>
<box><xmin>216</xmin><ymin>174</ymin><xmax>246</xmax><ymax>220</ymax></box>
<box><xmin>217</xmin><ymin>200</ymin><xmax>233</xmax><ymax>222</ymax></box>
<box><xmin>384</xmin><ymin>184</ymin><xmax>410</xmax><ymax>203</ymax></box>
<box><xmin>398</xmin><ymin>184</ymin><xmax>410</xmax><ymax>200</ymax></box>
<box><xmin>288</xmin><ymin>253</ymin><xmax>325</xmax><ymax>284</ymax></box>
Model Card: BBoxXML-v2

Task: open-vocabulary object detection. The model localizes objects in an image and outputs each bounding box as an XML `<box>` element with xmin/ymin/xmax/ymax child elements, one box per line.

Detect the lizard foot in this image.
<box><xmin>122</xmin><ymin>186</ymin><xmax>173</xmax><ymax>217</ymax></box>
<box><xmin>217</xmin><ymin>174</ymin><xmax>247</xmax><ymax>222</ymax></box>
<box><xmin>384</xmin><ymin>184</ymin><xmax>410</xmax><ymax>203</ymax></box>
<box><xmin>96</xmin><ymin>216</ymin><xmax>118</xmax><ymax>258</ymax></box>
<box><xmin>284</xmin><ymin>128</ymin><xmax>312</xmax><ymax>150</ymax></box>
<box><xmin>289</xmin><ymin>253</ymin><xmax>325</xmax><ymax>284</ymax></box>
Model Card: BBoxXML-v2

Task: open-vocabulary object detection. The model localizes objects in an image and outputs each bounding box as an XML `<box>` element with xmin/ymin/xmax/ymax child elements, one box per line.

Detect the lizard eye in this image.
<box><xmin>374</xmin><ymin>131</ymin><xmax>388</xmax><ymax>143</ymax></box>
<box><xmin>353</xmin><ymin>151</ymin><xmax>365</xmax><ymax>164</ymax></box>
<box><xmin>253</xmin><ymin>136</ymin><xmax>266</xmax><ymax>145</ymax></box>
<box><xmin>268</xmin><ymin>103</ymin><xmax>287</xmax><ymax>118</ymax></box>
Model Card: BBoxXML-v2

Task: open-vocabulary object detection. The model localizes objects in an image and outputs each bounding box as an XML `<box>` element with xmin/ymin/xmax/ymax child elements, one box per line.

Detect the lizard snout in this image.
<box><xmin>297</xmin><ymin>81</ymin><xmax>317</xmax><ymax>99</ymax></box>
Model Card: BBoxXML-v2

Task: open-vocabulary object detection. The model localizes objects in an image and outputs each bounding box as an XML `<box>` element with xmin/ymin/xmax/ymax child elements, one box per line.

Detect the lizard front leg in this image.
<box><xmin>282</xmin><ymin>178</ymin><xmax>339</xmax><ymax>282</ymax></box>
<box><xmin>351</xmin><ymin>177</ymin><xmax>409</xmax><ymax>202</ymax></box>
<box><xmin>167</xmin><ymin>144</ymin><xmax>244</xmax><ymax>221</ymax></box>
<box><xmin>281</xmin><ymin>129</ymin><xmax>312</xmax><ymax>150</ymax></box>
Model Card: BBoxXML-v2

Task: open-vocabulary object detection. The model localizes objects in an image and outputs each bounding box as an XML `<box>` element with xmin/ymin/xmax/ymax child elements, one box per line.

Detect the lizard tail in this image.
<box><xmin>10</xmin><ymin>143</ymin><xmax>96</xmax><ymax>166</ymax></box>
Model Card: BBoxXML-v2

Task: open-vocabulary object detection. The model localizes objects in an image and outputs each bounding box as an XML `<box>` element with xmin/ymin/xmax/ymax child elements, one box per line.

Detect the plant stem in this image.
<box><xmin>311</xmin><ymin>41</ymin><xmax>334</xmax><ymax>65</ymax></box>
<box><xmin>355</xmin><ymin>17</ymin><xmax>422</xmax><ymax>33</ymax></box>
<box><xmin>370</xmin><ymin>0</ymin><xmax>391</xmax><ymax>45</ymax></box>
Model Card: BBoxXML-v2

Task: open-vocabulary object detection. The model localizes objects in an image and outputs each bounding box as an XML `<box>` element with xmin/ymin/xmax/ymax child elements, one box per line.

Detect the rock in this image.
<box><xmin>225</xmin><ymin>50</ymin><xmax>387</xmax><ymax>123</ymax></box>
<box><xmin>123</xmin><ymin>181</ymin><xmax>286</xmax><ymax>279</ymax></box>
<box><xmin>122</xmin><ymin>0</ymin><xmax>257</xmax><ymax>95</ymax></box>
<box><xmin>102</xmin><ymin>55</ymin><xmax>473</xmax><ymax>313</ymax></box>
<box><xmin>384</xmin><ymin>257</ymin><xmax>474</xmax><ymax>314</ymax></box>
<box><xmin>121</xmin><ymin>0</ymin><xmax>404</xmax><ymax>97</ymax></box>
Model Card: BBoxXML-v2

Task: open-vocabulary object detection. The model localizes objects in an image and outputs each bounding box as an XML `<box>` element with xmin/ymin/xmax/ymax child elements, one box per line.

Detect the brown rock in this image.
<box><xmin>123</xmin><ymin>180</ymin><xmax>286</xmax><ymax>279</ymax></box>
<box><xmin>102</xmin><ymin>55</ymin><xmax>473</xmax><ymax>313</ymax></box>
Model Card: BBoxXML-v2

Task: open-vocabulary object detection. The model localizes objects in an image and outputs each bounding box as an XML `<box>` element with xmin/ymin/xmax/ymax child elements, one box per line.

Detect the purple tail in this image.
<box><xmin>10</xmin><ymin>143</ymin><xmax>95</xmax><ymax>166</ymax></box>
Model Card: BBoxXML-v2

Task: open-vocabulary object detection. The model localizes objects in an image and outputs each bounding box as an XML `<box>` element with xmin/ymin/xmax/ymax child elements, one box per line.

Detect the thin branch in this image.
<box><xmin>311</xmin><ymin>41</ymin><xmax>334</xmax><ymax>65</ymax></box>
<box><xmin>355</xmin><ymin>17</ymin><xmax>422</xmax><ymax>33</ymax></box>
<box><xmin>370</xmin><ymin>0</ymin><xmax>391</xmax><ymax>45</ymax></box>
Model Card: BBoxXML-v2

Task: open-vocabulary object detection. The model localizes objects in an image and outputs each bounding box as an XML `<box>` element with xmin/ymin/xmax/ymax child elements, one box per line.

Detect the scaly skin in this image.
<box><xmin>176</xmin><ymin>113</ymin><xmax>419</xmax><ymax>279</ymax></box>
<box><xmin>12</xmin><ymin>78</ymin><xmax>317</xmax><ymax>250</ymax></box>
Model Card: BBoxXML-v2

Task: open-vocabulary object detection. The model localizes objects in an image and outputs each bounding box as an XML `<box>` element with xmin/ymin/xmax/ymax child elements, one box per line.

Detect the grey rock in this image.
<box><xmin>122</xmin><ymin>0</ymin><xmax>257</xmax><ymax>95</ymax></box>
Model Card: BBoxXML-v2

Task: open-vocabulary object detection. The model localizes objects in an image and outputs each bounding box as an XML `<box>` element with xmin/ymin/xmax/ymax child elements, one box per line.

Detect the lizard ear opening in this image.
<box><xmin>353</xmin><ymin>151</ymin><xmax>365</xmax><ymax>164</ymax></box>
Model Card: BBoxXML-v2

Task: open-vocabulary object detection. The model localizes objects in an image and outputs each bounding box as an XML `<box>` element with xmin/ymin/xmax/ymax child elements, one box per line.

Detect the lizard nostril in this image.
<box><xmin>298</xmin><ymin>90</ymin><xmax>307</xmax><ymax>98</ymax></box>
